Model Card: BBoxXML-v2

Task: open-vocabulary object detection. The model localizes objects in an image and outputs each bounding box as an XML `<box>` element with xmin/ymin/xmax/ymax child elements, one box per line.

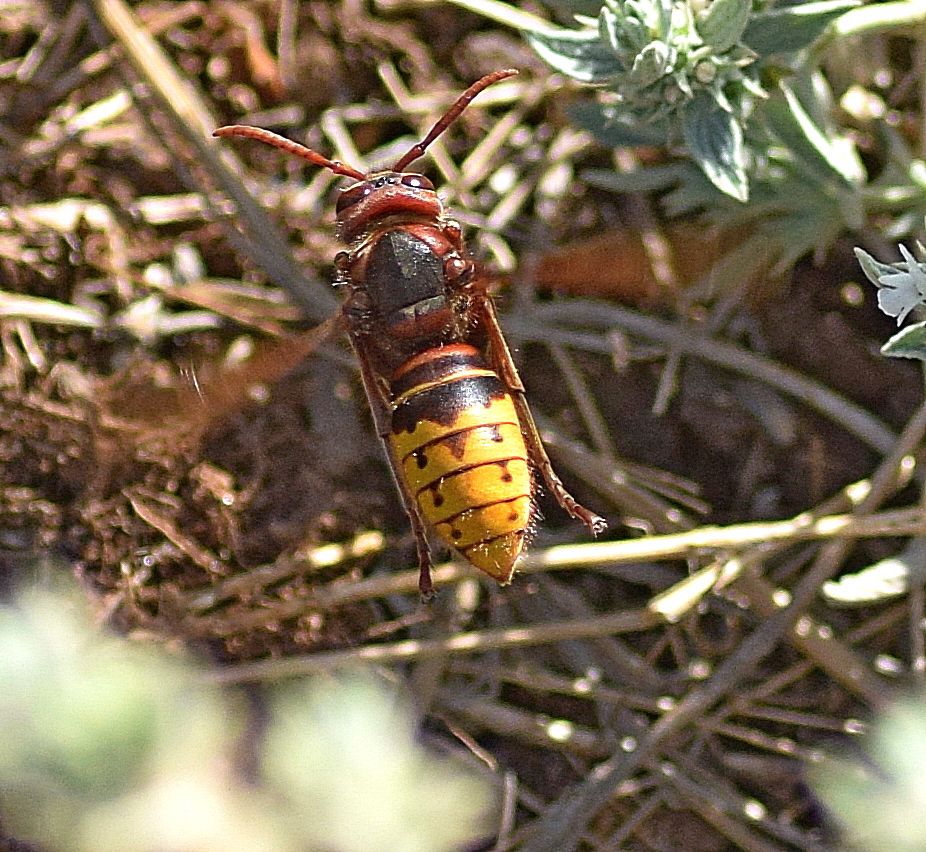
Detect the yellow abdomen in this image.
<box><xmin>389</xmin><ymin>345</ymin><xmax>533</xmax><ymax>582</ymax></box>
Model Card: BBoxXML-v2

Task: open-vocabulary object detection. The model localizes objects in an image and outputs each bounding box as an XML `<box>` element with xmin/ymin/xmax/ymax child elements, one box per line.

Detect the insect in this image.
<box><xmin>214</xmin><ymin>69</ymin><xmax>606</xmax><ymax>597</ymax></box>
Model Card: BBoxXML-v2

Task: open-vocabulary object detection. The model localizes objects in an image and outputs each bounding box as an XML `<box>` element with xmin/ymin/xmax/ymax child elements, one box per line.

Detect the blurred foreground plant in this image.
<box><xmin>0</xmin><ymin>580</ymin><xmax>495</xmax><ymax>852</ymax></box>
<box><xmin>810</xmin><ymin>696</ymin><xmax>926</xmax><ymax>852</ymax></box>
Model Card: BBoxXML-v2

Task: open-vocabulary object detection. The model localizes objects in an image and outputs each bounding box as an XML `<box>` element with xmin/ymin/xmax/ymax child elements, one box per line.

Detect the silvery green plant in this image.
<box><xmin>448</xmin><ymin>0</ymin><xmax>861</xmax><ymax>203</ymax></box>
<box><xmin>446</xmin><ymin>0</ymin><xmax>926</xmax><ymax>288</ymax></box>
<box><xmin>810</xmin><ymin>697</ymin><xmax>926</xmax><ymax>852</ymax></box>
<box><xmin>530</xmin><ymin>0</ymin><xmax>767</xmax><ymax>199</ymax></box>
<box><xmin>593</xmin><ymin>0</ymin><xmax>762</xmax><ymax>125</ymax></box>
<box><xmin>523</xmin><ymin>0</ymin><xmax>860</xmax><ymax>201</ymax></box>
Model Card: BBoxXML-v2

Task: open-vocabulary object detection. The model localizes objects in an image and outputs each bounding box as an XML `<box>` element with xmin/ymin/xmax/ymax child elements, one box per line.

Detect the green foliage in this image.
<box><xmin>0</xmin><ymin>582</ymin><xmax>496</xmax><ymax>852</ymax></box>
<box><xmin>742</xmin><ymin>0</ymin><xmax>861</xmax><ymax>56</ymax></box>
<box><xmin>265</xmin><ymin>678</ymin><xmax>494</xmax><ymax>852</ymax></box>
<box><xmin>681</xmin><ymin>92</ymin><xmax>747</xmax><ymax>201</ymax></box>
<box><xmin>526</xmin><ymin>27</ymin><xmax>624</xmax><ymax>82</ymax></box>
<box><xmin>531</xmin><ymin>0</ymin><xmax>765</xmax><ymax>201</ymax></box>
<box><xmin>810</xmin><ymin>697</ymin><xmax>926</xmax><ymax>852</ymax></box>
<box><xmin>447</xmin><ymin>0</ymin><xmax>926</xmax><ymax>286</ymax></box>
<box><xmin>450</xmin><ymin>0</ymin><xmax>861</xmax><ymax>202</ymax></box>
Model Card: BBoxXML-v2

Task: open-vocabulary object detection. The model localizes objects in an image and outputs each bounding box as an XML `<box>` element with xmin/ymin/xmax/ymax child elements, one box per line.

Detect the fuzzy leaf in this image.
<box><xmin>567</xmin><ymin>101</ymin><xmax>670</xmax><ymax>146</ymax></box>
<box><xmin>764</xmin><ymin>82</ymin><xmax>861</xmax><ymax>188</ymax></box>
<box><xmin>881</xmin><ymin>322</ymin><xmax>926</xmax><ymax>360</ymax></box>
<box><xmin>697</xmin><ymin>0</ymin><xmax>751</xmax><ymax>51</ymax></box>
<box><xmin>743</xmin><ymin>0</ymin><xmax>860</xmax><ymax>56</ymax></box>
<box><xmin>660</xmin><ymin>162</ymin><xmax>729</xmax><ymax>215</ymax></box>
<box><xmin>525</xmin><ymin>27</ymin><xmax>625</xmax><ymax>83</ymax></box>
<box><xmin>682</xmin><ymin>94</ymin><xmax>748</xmax><ymax>201</ymax></box>
<box><xmin>629</xmin><ymin>41</ymin><xmax>674</xmax><ymax>86</ymax></box>
<box><xmin>599</xmin><ymin>4</ymin><xmax>621</xmax><ymax>55</ymax></box>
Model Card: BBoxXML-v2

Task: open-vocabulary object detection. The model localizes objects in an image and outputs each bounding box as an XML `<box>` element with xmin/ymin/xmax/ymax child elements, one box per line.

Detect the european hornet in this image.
<box><xmin>214</xmin><ymin>69</ymin><xmax>606</xmax><ymax>597</ymax></box>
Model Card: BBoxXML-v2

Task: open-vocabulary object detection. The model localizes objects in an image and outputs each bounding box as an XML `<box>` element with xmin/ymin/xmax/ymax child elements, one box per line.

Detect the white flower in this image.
<box><xmin>876</xmin><ymin>243</ymin><xmax>926</xmax><ymax>325</ymax></box>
